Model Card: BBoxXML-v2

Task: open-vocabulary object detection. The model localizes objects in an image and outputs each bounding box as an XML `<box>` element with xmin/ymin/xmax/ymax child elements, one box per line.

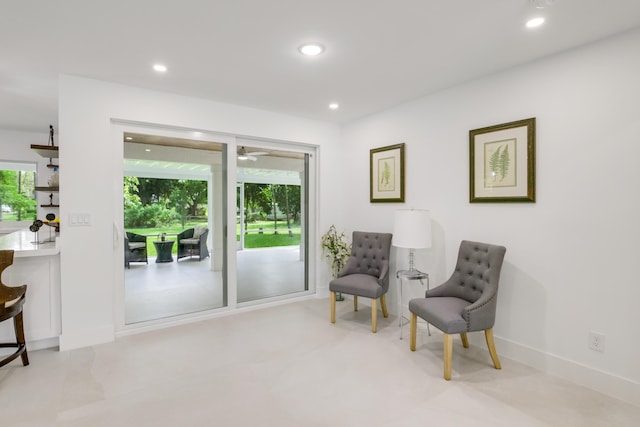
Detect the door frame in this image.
<box><xmin>111</xmin><ymin>120</ymin><xmax>318</xmax><ymax>335</ymax></box>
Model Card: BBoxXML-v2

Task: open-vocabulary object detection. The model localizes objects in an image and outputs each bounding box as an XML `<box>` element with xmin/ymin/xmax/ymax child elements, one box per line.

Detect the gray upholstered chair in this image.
<box><xmin>409</xmin><ymin>240</ymin><xmax>506</xmax><ymax>380</ymax></box>
<box><xmin>329</xmin><ymin>231</ymin><xmax>392</xmax><ymax>333</ymax></box>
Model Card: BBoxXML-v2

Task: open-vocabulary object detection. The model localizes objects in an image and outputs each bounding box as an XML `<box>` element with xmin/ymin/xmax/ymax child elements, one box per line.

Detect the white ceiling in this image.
<box><xmin>2</xmin><ymin>0</ymin><xmax>640</xmax><ymax>133</ymax></box>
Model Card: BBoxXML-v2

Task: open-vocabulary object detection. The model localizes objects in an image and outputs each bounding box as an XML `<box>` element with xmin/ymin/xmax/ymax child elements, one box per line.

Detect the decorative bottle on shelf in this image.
<box><xmin>48</xmin><ymin>167</ymin><xmax>59</xmax><ymax>187</ymax></box>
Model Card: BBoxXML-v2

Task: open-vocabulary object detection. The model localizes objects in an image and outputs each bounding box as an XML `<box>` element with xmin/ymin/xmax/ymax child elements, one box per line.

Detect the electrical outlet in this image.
<box><xmin>589</xmin><ymin>332</ymin><xmax>605</xmax><ymax>352</ymax></box>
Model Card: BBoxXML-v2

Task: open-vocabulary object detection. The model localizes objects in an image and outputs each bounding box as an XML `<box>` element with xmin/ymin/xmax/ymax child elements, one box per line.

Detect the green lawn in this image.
<box><xmin>242</xmin><ymin>230</ymin><xmax>301</xmax><ymax>248</ymax></box>
<box><xmin>126</xmin><ymin>220</ymin><xmax>300</xmax><ymax>256</ymax></box>
<box><xmin>1</xmin><ymin>212</ymin><xmax>29</xmax><ymax>221</ymax></box>
<box><xmin>238</xmin><ymin>220</ymin><xmax>301</xmax><ymax>247</ymax></box>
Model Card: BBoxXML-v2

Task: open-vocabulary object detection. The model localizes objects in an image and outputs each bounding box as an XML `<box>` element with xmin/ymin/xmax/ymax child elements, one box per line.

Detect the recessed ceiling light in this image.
<box><xmin>153</xmin><ymin>64</ymin><xmax>167</xmax><ymax>72</ymax></box>
<box><xmin>526</xmin><ymin>17</ymin><xmax>545</xmax><ymax>28</ymax></box>
<box><xmin>125</xmin><ymin>136</ymin><xmax>133</xmax><ymax>140</ymax></box>
<box><xmin>298</xmin><ymin>43</ymin><xmax>325</xmax><ymax>56</ymax></box>
<box><xmin>329</xmin><ymin>103</ymin><xmax>339</xmax><ymax>110</ymax></box>
<box><xmin>145</xmin><ymin>148</ymin><xmax>151</xmax><ymax>152</ymax></box>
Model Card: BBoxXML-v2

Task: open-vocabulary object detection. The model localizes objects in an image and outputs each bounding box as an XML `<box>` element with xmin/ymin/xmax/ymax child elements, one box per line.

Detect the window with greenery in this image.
<box><xmin>124</xmin><ymin>176</ymin><xmax>208</xmax><ymax>228</ymax></box>
<box><xmin>241</xmin><ymin>183</ymin><xmax>301</xmax><ymax>248</ymax></box>
<box><xmin>0</xmin><ymin>161</ymin><xmax>37</xmax><ymax>222</ymax></box>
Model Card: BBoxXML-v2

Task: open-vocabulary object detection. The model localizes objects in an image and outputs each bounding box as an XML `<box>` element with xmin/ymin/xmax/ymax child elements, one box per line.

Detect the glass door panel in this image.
<box><xmin>123</xmin><ymin>135</ymin><xmax>226</xmax><ymax>324</ymax></box>
<box><xmin>236</xmin><ymin>145</ymin><xmax>308</xmax><ymax>303</ymax></box>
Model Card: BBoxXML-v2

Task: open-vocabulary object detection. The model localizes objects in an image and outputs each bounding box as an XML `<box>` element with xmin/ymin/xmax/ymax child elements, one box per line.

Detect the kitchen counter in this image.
<box><xmin>0</xmin><ymin>228</ymin><xmax>60</xmax><ymax>257</ymax></box>
<box><xmin>0</xmin><ymin>228</ymin><xmax>61</xmax><ymax>349</ymax></box>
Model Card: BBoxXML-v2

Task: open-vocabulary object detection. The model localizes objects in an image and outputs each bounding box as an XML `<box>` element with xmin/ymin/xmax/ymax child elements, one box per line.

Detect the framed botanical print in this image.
<box><xmin>469</xmin><ymin>118</ymin><xmax>536</xmax><ymax>203</ymax></box>
<box><xmin>370</xmin><ymin>143</ymin><xmax>405</xmax><ymax>203</ymax></box>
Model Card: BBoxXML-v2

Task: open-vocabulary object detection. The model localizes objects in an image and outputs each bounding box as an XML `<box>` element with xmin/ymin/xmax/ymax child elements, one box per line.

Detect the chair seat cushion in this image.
<box><xmin>329</xmin><ymin>273</ymin><xmax>383</xmax><ymax>299</ymax></box>
<box><xmin>180</xmin><ymin>238</ymin><xmax>199</xmax><ymax>245</ymax></box>
<box><xmin>409</xmin><ymin>297</ymin><xmax>469</xmax><ymax>334</ymax></box>
<box><xmin>128</xmin><ymin>242</ymin><xmax>146</xmax><ymax>250</ymax></box>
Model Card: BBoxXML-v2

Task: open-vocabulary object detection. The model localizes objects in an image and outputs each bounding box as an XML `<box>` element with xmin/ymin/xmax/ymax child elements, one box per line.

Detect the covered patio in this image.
<box><xmin>125</xmin><ymin>246</ymin><xmax>305</xmax><ymax>324</ymax></box>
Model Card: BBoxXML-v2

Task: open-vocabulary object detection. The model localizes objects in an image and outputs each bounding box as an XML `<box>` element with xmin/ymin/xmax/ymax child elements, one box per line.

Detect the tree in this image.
<box><xmin>123</xmin><ymin>177</ymin><xmax>207</xmax><ymax>228</ymax></box>
<box><xmin>123</xmin><ymin>176</ymin><xmax>141</xmax><ymax>209</ymax></box>
<box><xmin>274</xmin><ymin>185</ymin><xmax>301</xmax><ymax>233</ymax></box>
<box><xmin>169</xmin><ymin>180</ymin><xmax>207</xmax><ymax>227</ymax></box>
<box><xmin>0</xmin><ymin>170</ymin><xmax>36</xmax><ymax>221</ymax></box>
<box><xmin>243</xmin><ymin>183</ymin><xmax>269</xmax><ymax>230</ymax></box>
<box><xmin>260</xmin><ymin>184</ymin><xmax>279</xmax><ymax>233</ymax></box>
<box><xmin>136</xmin><ymin>178</ymin><xmax>176</xmax><ymax>205</ymax></box>
<box><xmin>245</xmin><ymin>183</ymin><xmax>270</xmax><ymax>214</ymax></box>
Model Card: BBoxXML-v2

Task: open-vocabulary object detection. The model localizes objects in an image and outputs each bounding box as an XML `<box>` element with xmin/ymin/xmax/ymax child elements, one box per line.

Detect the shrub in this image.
<box><xmin>124</xmin><ymin>204</ymin><xmax>178</xmax><ymax>228</ymax></box>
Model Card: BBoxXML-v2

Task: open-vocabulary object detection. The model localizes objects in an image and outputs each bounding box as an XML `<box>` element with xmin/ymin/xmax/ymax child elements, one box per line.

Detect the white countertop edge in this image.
<box><xmin>0</xmin><ymin>229</ymin><xmax>60</xmax><ymax>257</ymax></box>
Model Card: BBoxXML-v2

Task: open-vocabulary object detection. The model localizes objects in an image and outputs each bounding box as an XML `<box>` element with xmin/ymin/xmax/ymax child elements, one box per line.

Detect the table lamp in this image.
<box><xmin>392</xmin><ymin>209</ymin><xmax>432</xmax><ymax>277</ymax></box>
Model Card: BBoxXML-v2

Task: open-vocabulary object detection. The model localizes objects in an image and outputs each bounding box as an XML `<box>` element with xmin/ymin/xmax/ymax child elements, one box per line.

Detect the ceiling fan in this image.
<box><xmin>237</xmin><ymin>146</ymin><xmax>267</xmax><ymax>161</ymax></box>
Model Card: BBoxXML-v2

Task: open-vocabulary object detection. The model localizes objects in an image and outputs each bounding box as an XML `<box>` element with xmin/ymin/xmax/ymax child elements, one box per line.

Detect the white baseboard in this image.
<box><xmin>26</xmin><ymin>336</ymin><xmax>59</xmax><ymax>351</ymax></box>
<box><xmin>493</xmin><ymin>335</ymin><xmax>640</xmax><ymax>407</ymax></box>
<box><xmin>59</xmin><ymin>324</ymin><xmax>115</xmax><ymax>351</ymax></box>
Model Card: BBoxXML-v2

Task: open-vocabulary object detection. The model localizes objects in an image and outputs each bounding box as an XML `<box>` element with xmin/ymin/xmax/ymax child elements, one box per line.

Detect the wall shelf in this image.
<box><xmin>31</xmin><ymin>126</ymin><xmax>60</xmax><ymax>218</ymax></box>
<box><xmin>30</xmin><ymin>144</ymin><xmax>59</xmax><ymax>159</ymax></box>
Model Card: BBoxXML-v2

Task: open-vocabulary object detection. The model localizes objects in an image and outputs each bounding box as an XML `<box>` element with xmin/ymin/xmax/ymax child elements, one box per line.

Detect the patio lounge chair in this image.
<box><xmin>177</xmin><ymin>226</ymin><xmax>209</xmax><ymax>261</ymax></box>
<box><xmin>125</xmin><ymin>232</ymin><xmax>148</xmax><ymax>268</ymax></box>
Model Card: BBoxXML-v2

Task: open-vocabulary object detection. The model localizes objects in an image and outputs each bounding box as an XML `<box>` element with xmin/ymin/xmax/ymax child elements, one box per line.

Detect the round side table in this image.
<box><xmin>396</xmin><ymin>269</ymin><xmax>430</xmax><ymax>339</ymax></box>
<box><xmin>153</xmin><ymin>240</ymin><xmax>175</xmax><ymax>263</ymax></box>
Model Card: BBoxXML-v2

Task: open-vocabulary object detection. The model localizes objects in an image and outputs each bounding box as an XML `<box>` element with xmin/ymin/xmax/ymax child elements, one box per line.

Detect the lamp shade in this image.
<box><xmin>392</xmin><ymin>209</ymin><xmax>432</xmax><ymax>249</ymax></box>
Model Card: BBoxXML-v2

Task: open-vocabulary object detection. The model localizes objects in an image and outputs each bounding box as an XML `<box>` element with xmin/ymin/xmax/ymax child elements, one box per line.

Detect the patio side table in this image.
<box><xmin>153</xmin><ymin>240</ymin><xmax>175</xmax><ymax>263</ymax></box>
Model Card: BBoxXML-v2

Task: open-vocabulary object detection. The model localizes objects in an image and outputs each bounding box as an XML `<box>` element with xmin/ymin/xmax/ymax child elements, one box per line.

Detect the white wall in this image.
<box><xmin>341</xmin><ymin>28</ymin><xmax>640</xmax><ymax>405</ymax></box>
<box><xmin>58</xmin><ymin>76</ymin><xmax>342</xmax><ymax>350</ymax></box>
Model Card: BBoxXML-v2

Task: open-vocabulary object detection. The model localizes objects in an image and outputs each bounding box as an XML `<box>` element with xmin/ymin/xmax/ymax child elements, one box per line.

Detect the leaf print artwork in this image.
<box><xmin>378</xmin><ymin>157</ymin><xmax>395</xmax><ymax>192</ymax></box>
<box><xmin>484</xmin><ymin>138</ymin><xmax>516</xmax><ymax>188</ymax></box>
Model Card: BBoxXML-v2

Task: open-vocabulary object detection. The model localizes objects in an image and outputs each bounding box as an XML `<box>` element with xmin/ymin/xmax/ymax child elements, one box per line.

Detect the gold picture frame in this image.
<box><xmin>370</xmin><ymin>143</ymin><xmax>405</xmax><ymax>203</ymax></box>
<box><xmin>469</xmin><ymin>118</ymin><xmax>536</xmax><ymax>203</ymax></box>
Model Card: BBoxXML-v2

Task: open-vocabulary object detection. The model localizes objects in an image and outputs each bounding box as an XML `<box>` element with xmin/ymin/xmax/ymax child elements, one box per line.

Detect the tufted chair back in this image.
<box><xmin>425</xmin><ymin>240</ymin><xmax>506</xmax><ymax>331</ymax></box>
<box><xmin>438</xmin><ymin>241</ymin><xmax>506</xmax><ymax>301</ymax></box>
<box><xmin>339</xmin><ymin>231</ymin><xmax>392</xmax><ymax>290</ymax></box>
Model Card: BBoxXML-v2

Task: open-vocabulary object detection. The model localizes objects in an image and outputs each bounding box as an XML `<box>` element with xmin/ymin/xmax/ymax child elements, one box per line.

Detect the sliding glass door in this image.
<box><xmin>116</xmin><ymin>127</ymin><xmax>316</xmax><ymax>329</ymax></box>
<box><xmin>122</xmin><ymin>134</ymin><xmax>226</xmax><ymax>324</ymax></box>
<box><xmin>235</xmin><ymin>144</ymin><xmax>310</xmax><ymax>303</ymax></box>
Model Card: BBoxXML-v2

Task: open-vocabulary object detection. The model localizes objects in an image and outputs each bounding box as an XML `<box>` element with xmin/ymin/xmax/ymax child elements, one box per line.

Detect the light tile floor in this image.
<box><xmin>125</xmin><ymin>246</ymin><xmax>305</xmax><ymax>324</ymax></box>
<box><xmin>1</xmin><ymin>298</ymin><xmax>639</xmax><ymax>426</ymax></box>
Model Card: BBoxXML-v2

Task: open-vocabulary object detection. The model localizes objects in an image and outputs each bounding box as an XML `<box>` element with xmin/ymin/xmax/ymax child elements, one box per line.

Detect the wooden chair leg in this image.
<box><xmin>410</xmin><ymin>312</ymin><xmax>417</xmax><ymax>351</ymax></box>
<box><xmin>485</xmin><ymin>328</ymin><xmax>501</xmax><ymax>370</ymax></box>
<box><xmin>354</xmin><ymin>295</ymin><xmax>358</xmax><ymax>312</ymax></box>
<box><xmin>380</xmin><ymin>294</ymin><xmax>388</xmax><ymax>318</ymax></box>
<box><xmin>15</xmin><ymin>311</ymin><xmax>29</xmax><ymax>366</ymax></box>
<box><xmin>460</xmin><ymin>332</ymin><xmax>469</xmax><ymax>348</ymax></box>
<box><xmin>371</xmin><ymin>298</ymin><xmax>377</xmax><ymax>333</ymax></box>
<box><xmin>443</xmin><ymin>333</ymin><xmax>453</xmax><ymax>380</ymax></box>
<box><xmin>330</xmin><ymin>291</ymin><xmax>336</xmax><ymax>323</ymax></box>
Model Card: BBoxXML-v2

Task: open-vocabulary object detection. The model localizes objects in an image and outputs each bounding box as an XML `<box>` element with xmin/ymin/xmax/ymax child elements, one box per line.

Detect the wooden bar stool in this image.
<box><xmin>0</xmin><ymin>250</ymin><xmax>29</xmax><ymax>367</ymax></box>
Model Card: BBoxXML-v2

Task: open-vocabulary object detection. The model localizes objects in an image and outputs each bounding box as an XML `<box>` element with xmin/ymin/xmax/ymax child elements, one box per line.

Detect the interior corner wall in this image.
<box><xmin>340</xmin><ymin>28</ymin><xmax>640</xmax><ymax>405</ymax></box>
<box><xmin>57</xmin><ymin>75</ymin><xmax>342</xmax><ymax>350</ymax></box>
